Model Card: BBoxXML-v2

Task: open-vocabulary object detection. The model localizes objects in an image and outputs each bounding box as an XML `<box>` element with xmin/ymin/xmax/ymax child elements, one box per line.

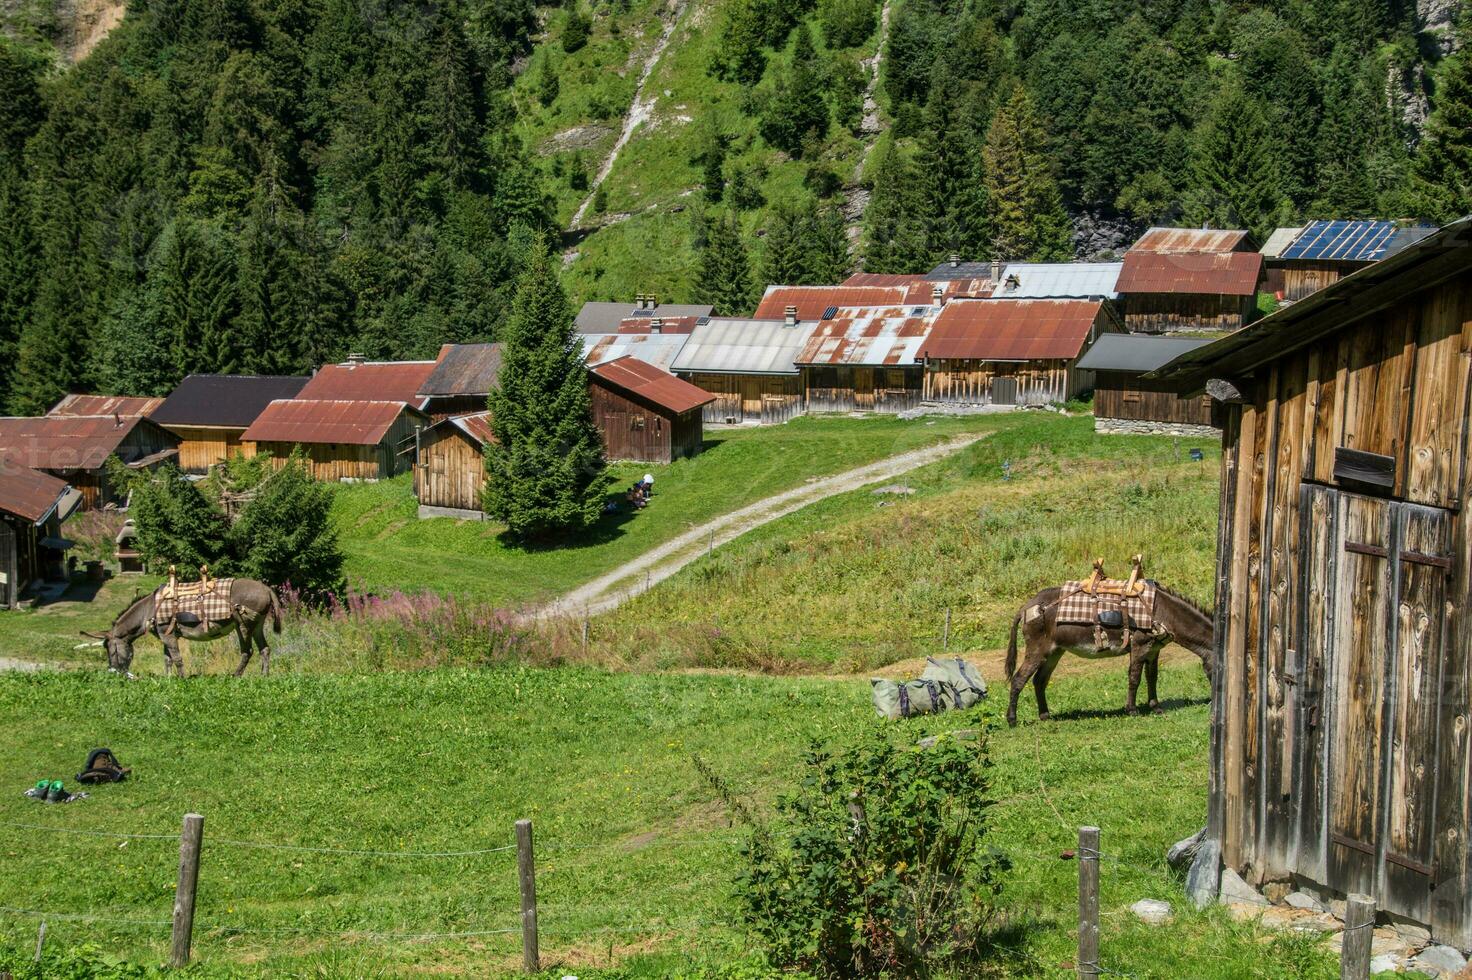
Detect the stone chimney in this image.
<box><xmin>784</xmin><ymin>305</ymin><xmax>798</xmax><ymax>327</ymax></box>
<box><xmin>932</xmin><ymin>285</ymin><xmax>944</xmax><ymax>306</ymax></box>
<box><xmin>651</xmin><ymin>317</ymin><xmax>664</xmax><ymax>334</ymax></box>
<box><xmin>345</xmin><ymin>352</ymin><xmax>366</xmax><ymax>365</ymax></box>
<box><xmin>990</xmin><ymin>259</ymin><xmax>1003</xmax><ymax>286</ymax></box>
<box><xmin>949</xmin><ymin>254</ymin><xmax>960</xmax><ymax>269</ymax></box>
<box><xmin>647</xmin><ymin>293</ymin><xmax>658</xmax><ymax>309</ymax></box>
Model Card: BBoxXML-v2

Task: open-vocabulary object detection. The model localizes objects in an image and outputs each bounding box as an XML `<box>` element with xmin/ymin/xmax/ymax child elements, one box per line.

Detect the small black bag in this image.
<box><xmin>77</xmin><ymin>748</ymin><xmax>130</xmax><ymax>784</ymax></box>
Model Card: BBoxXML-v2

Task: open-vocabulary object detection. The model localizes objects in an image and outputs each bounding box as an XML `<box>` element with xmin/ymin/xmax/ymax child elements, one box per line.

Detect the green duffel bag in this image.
<box><xmin>921</xmin><ymin>656</ymin><xmax>987</xmax><ymax>709</ymax></box>
<box><xmin>870</xmin><ymin>677</ymin><xmax>959</xmax><ymax>720</ymax></box>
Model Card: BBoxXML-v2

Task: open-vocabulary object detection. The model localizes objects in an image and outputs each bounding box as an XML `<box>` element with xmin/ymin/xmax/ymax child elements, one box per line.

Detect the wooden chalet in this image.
<box><xmin>795</xmin><ymin>306</ymin><xmax>929</xmax><ymax>413</ymax></box>
<box><xmin>149</xmin><ymin>374</ymin><xmax>309</xmax><ymax>473</ymax></box>
<box><xmin>1262</xmin><ymin>220</ymin><xmax>1438</xmax><ymax>302</ymax></box>
<box><xmin>1151</xmin><ymin>218</ymin><xmax>1472</xmax><ymax>946</ymax></box>
<box><xmin>919</xmin><ymin>299</ymin><xmax>1118</xmax><ymax>406</ymax></box>
<box><xmin>296</xmin><ymin>356</ymin><xmax>437</xmax><ymax>411</ymax></box>
<box><xmin>0</xmin><ymin>463</ymin><xmax>82</xmax><ymax>607</ymax></box>
<box><xmin>575</xmin><ymin>297</ymin><xmax>713</xmax><ymax>335</ymax></box>
<box><xmin>417</xmin><ymin>344</ymin><xmax>502</xmax><ymax>420</ymax></box>
<box><xmin>241</xmin><ymin>399</ymin><xmax>426</xmax><ymax>482</ymax></box>
<box><xmin>671</xmin><ymin>317</ymin><xmax>816</xmax><ymax>424</ymax></box>
<box><xmin>588</xmin><ymin>356</ymin><xmax>713</xmax><ymax>463</ymax></box>
<box><xmin>1073</xmin><ymin>334</ymin><xmax>1216</xmax><ymax>435</ymax></box>
<box><xmin>1117</xmin><ymin>227</ymin><xmax>1263</xmax><ymax>334</ymax></box>
<box><xmin>0</xmin><ymin>413</ymin><xmax>179</xmax><ymax>509</ymax></box>
<box><xmin>414</xmin><ymin>412</ymin><xmax>493</xmax><ymax>519</ymax></box>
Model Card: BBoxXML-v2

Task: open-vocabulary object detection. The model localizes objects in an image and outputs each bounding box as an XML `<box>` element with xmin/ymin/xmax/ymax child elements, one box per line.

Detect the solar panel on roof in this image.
<box><xmin>821</xmin><ymin>306</ymin><xmax>839</xmax><ymax>320</ymax></box>
<box><xmin>696</xmin><ymin>316</ymin><xmax>710</xmax><ymax>325</ymax></box>
<box><xmin>1281</xmin><ymin>220</ymin><xmax>1398</xmax><ymax>262</ymax></box>
<box><xmin>912</xmin><ymin>306</ymin><xmax>927</xmax><ymax>315</ymax></box>
<box><xmin>629</xmin><ymin>308</ymin><xmax>655</xmax><ymax>317</ymax></box>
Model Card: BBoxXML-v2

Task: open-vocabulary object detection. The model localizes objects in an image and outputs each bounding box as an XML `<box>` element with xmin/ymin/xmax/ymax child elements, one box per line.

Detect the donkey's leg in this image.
<box><xmin>162</xmin><ymin>635</ymin><xmax>183</xmax><ymax>678</ymax></box>
<box><xmin>1032</xmin><ymin>650</ymin><xmax>1064</xmax><ymax>721</ymax></box>
<box><xmin>1125</xmin><ymin>642</ymin><xmax>1147</xmax><ymax>716</ymax></box>
<box><xmin>1146</xmin><ymin>649</ymin><xmax>1162</xmax><ymax>713</ymax></box>
<box><xmin>232</xmin><ymin>620</ymin><xmax>254</xmax><ymax>678</ymax></box>
<box><xmin>1007</xmin><ymin>636</ymin><xmax>1052</xmax><ymax>728</ymax></box>
<box><xmin>254</xmin><ymin>618</ymin><xmax>271</xmax><ymax>677</ymax></box>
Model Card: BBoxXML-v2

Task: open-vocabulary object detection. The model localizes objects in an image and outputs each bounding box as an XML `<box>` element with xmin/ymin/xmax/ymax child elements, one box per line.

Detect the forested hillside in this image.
<box><xmin>4</xmin><ymin>0</ymin><xmax>1472</xmax><ymax>411</ymax></box>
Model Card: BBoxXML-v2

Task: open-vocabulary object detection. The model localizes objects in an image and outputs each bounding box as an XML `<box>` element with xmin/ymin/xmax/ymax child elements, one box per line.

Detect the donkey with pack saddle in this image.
<box><xmin>1003</xmin><ymin>556</ymin><xmax>1214</xmax><ymax>727</ymax></box>
<box><xmin>83</xmin><ymin>565</ymin><xmax>282</xmax><ymax>678</ymax></box>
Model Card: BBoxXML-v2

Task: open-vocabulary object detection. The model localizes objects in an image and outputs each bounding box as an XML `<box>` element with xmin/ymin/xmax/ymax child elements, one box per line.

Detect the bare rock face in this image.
<box><xmin>1071</xmin><ymin>210</ymin><xmax>1135</xmax><ymax>261</ymax></box>
<box><xmin>1419</xmin><ymin>0</ymin><xmax>1463</xmax><ymax>54</ymax></box>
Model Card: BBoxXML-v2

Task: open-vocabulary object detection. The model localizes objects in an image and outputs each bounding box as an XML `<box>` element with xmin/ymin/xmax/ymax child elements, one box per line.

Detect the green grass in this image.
<box><xmin>330</xmin><ymin>413</ymin><xmax>1004</xmax><ymax>607</ymax></box>
<box><xmin>0</xmin><ymin>663</ymin><xmax>1341</xmax><ymax>978</ymax></box>
<box><xmin>587</xmin><ymin>414</ymin><xmax>1222</xmax><ymax>671</ymax></box>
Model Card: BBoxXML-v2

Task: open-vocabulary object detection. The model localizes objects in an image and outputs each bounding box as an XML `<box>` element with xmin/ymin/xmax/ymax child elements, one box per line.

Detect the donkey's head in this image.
<box><xmin>80</xmin><ymin>627</ymin><xmax>135</xmax><ymax>674</ymax></box>
<box><xmin>81</xmin><ymin>593</ymin><xmax>152</xmax><ymax>676</ymax></box>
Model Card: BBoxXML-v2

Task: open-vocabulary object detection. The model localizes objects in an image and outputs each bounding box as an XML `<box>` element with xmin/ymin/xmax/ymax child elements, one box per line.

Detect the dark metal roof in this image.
<box><xmin>297</xmin><ymin>361</ymin><xmax>437</xmax><ymax>409</ymax></box>
<box><xmin>48</xmin><ymin>394</ymin><xmax>164</xmax><ymax>418</ymax></box>
<box><xmin>0</xmin><ymin>415</ymin><xmax>174</xmax><ymax>472</ymax></box>
<box><xmin>1149</xmin><ymin>217</ymin><xmax>1472</xmax><ymax>390</ymax></box>
<box><xmin>150</xmin><ymin>375</ymin><xmax>311</xmax><ymax>428</ymax></box>
<box><xmin>920</xmin><ymin>299</ymin><xmax>1106</xmax><ymax>362</ymax></box>
<box><xmin>419</xmin><ymin>344</ymin><xmax>503</xmax><ymax>397</ymax></box>
<box><xmin>755</xmin><ymin>286</ymin><xmax>910</xmax><ymax>321</ymax></box>
<box><xmin>242</xmin><ymin>400</ymin><xmax>420</xmax><ymax>445</ymax></box>
<box><xmin>1075</xmin><ymin>334</ymin><xmax>1214</xmax><ymax>373</ymax></box>
<box><xmin>0</xmin><ymin>461</ymin><xmax>73</xmax><ymax>523</ymax></box>
<box><xmin>924</xmin><ymin>260</ymin><xmax>995</xmax><ymax>281</ymax></box>
<box><xmin>590</xmin><ymin>356</ymin><xmax>716</xmax><ymax>414</ymax></box>
<box><xmin>1130</xmin><ymin>227</ymin><xmax>1254</xmax><ymax>254</ymax></box>
<box><xmin>1116</xmin><ymin>251</ymin><xmax>1264</xmax><ymax>296</ymax></box>
<box><xmin>575</xmin><ymin>302</ymin><xmax>714</xmax><ymax>333</ymax></box>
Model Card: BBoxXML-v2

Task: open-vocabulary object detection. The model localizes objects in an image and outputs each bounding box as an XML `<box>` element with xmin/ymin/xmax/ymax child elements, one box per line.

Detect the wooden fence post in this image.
<box><xmin>942</xmin><ymin>607</ymin><xmax>951</xmax><ymax>651</ymax></box>
<box><xmin>516</xmin><ymin>819</ymin><xmax>539</xmax><ymax>973</ymax></box>
<box><xmin>1077</xmin><ymin>826</ymin><xmax>1100</xmax><ymax>979</ymax></box>
<box><xmin>1340</xmin><ymin>893</ymin><xmax>1375</xmax><ymax>980</ymax></box>
<box><xmin>170</xmin><ymin>813</ymin><xmax>204</xmax><ymax>968</ymax></box>
<box><xmin>33</xmin><ymin>921</ymin><xmax>44</xmax><ymax>963</ymax></box>
<box><xmin>581</xmin><ymin>617</ymin><xmax>589</xmax><ymax>654</ymax></box>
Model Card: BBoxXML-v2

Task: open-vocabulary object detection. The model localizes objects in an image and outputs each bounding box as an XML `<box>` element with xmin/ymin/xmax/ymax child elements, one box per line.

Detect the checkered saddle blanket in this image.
<box><xmin>1055</xmin><ymin>580</ymin><xmax>1156</xmax><ymax>631</ymax></box>
<box><xmin>154</xmin><ymin>578</ymin><xmax>236</xmax><ymax>628</ymax></box>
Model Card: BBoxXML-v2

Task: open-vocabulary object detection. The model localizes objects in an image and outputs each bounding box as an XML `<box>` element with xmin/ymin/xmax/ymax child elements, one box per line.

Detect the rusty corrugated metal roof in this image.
<box><xmin>1130</xmin><ymin>227</ymin><xmax>1253</xmax><ymax>254</ymax></box>
<box><xmin>920</xmin><ymin>299</ymin><xmax>1105</xmax><ymax>362</ymax></box>
<box><xmin>590</xmin><ymin>356</ymin><xmax>716</xmax><ymax>414</ymax></box>
<box><xmin>0</xmin><ymin>460</ymin><xmax>72</xmax><ymax>523</ymax></box>
<box><xmin>582</xmin><ymin>333</ymin><xmax>691</xmax><ymax>373</ymax></box>
<box><xmin>298</xmin><ymin>360</ymin><xmax>438</xmax><ymax>409</ymax></box>
<box><xmin>615</xmin><ymin>315</ymin><xmax>700</xmax><ymax>334</ymax></box>
<box><xmin>755</xmin><ymin>285</ymin><xmax>911</xmax><ymax>321</ymax></box>
<box><xmin>242</xmin><ymin>400</ymin><xmax>418</xmax><ymax>446</ymax></box>
<box><xmin>795</xmin><ymin>307</ymin><xmax>930</xmax><ymax>366</ymax></box>
<box><xmin>0</xmin><ymin>415</ymin><xmax>168</xmax><ymax>472</ymax></box>
<box><xmin>1116</xmin><ymin>251</ymin><xmax>1263</xmax><ymax>297</ymax></box>
<box><xmin>426</xmin><ymin>411</ymin><xmax>496</xmax><ymax>447</ymax></box>
<box><xmin>48</xmin><ymin>394</ymin><xmax>164</xmax><ymax>418</ymax></box>
<box><xmin>420</xmin><ymin>344</ymin><xmax>503</xmax><ymax>397</ymax></box>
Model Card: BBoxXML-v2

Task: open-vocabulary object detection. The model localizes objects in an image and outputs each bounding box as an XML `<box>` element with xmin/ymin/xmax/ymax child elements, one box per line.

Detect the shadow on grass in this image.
<box><xmin>1047</xmin><ymin>696</ymin><xmax>1210</xmax><ymax>723</ymax></box>
<box><xmin>490</xmin><ymin>487</ymin><xmax>648</xmax><ymax>553</ymax></box>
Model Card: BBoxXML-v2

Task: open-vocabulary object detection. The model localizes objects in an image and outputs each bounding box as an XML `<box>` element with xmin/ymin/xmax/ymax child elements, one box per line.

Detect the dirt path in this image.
<box><xmin>0</xmin><ymin>657</ymin><xmax>51</xmax><ymax>672</ymax></box>
<box><xmin>538</xmin><ymin>432</ymin><xmax>988</xmax><ymax>619</ymax></box>
<box><xmin>568</xmin><ymin>0</ymin><xmax>688</xmax><ymax>231</ymax></box>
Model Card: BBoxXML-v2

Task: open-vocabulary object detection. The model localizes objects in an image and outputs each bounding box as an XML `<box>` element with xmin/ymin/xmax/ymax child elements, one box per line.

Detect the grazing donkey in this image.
<box><xmin>1003</xmin><ymin>585</ymin><xmax>1214</xmax><ymax>727</ymax></box>
<box><xmin>83</xmin><ymin>578</ymin><xmax>282</xmax><ymax>678</ymax></box>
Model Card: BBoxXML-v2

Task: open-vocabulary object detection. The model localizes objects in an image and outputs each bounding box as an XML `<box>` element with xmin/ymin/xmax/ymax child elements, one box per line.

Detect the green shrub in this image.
<box><xmin>562</xmin><ymin>8</ymin><xmax>591</xmax><ymax>52</ymax></box>
<box><xmin>708</xmin><ymin>730</ymin><xmax>1007</xmax><ymax>976</ymax></box>
<box><xmin>228</xmin><ymin>452</ymin><xmax>344</xmax><ymax>598</ymax></box>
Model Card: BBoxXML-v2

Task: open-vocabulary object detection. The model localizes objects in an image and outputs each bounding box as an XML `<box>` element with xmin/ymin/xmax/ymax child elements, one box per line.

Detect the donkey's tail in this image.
<box><xmin>269</xmin><ymin>587</ymin><xmax>283</xmax><ymax>634</ymax></box>
<box><xmin>1005</xmin><ymin>610</ymin><xmax>1022</xmax><ymax>680</ymax></box>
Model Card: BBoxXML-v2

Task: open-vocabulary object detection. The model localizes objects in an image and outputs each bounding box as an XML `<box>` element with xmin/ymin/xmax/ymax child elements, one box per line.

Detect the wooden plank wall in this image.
<box><xmin>165</xmin><ymin>426</ymin><xmax>253</xmax><ymax>473</ymax></box>
<box><xmin>590</xmin><ymin>383</ymin><xmax>691</xmax><ymax>463</ymax></box>
<box><xmin>414</xmin><ymin>427</ymin><xmax>484</xmax><ymax>512</ymax></box>
<box><xmin>1122</xmin><ymin>293</ymin><xmax>1254</xmax><ymax>334</ymax></box>
<box><xmin>1279</xmin><ymin>261</ymin><xmax>1360</xmax><ymax>302</ymax></box>
<box><xmin>803</xmin><ymin>367</ymin><xmax>921</xmax><ymax>414</ymax></box>
<box><xmin>254</xmin><ymin>412</ymin><xmax>419</xmax><ymax>482</ymax></box>
<box><xmin>1212</xmin><ymin>267</ymin><xmax>1472</xmax><ymax>945</ymax></box>
<box><xmin>683</xmin><ymin>373</ymin><xmax>803</xmax><ymax>424</ymax></box>
<box><xmin>1094</xmin><ymin>376</ymin><xmax>1215</xmax><ymax>425</ymax></box>
<box><xmin>922</xmin><ymin>359</ymin><xmax>1081</xmax><ymax>405</ymax></box>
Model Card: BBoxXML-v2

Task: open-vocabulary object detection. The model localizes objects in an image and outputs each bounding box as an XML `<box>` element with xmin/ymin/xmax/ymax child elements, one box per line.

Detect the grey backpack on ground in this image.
<box><xmin>870</xmin><ymin>657</ymin><xmax>987</xmax><ymax>720</ymax></box>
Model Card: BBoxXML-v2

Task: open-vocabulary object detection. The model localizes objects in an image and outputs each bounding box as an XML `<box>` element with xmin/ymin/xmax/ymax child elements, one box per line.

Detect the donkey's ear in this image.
<box><xmin>80</xmin><ymin>630</ymin><xmax>108</xmax><ymax>639</ymax></box>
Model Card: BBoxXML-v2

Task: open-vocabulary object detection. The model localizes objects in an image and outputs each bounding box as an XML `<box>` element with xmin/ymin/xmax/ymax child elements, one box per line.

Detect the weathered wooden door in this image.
<box><xmin>991</xmin><ymin>376</ymin><xmax>1018</xmax><ymax>406</ymax></box>
<box><xmin>854</xmin><ymin>368</ymin><xmax>875</xmax><ymax>410</ymax></box>
<box><xmin>1296</xmin><ymin>486</ymin><xmax>1452</xmax><ymax>922</ymax></box>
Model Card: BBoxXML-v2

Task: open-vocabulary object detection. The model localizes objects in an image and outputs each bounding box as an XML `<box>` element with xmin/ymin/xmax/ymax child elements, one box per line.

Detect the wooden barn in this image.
<box><xmin>1263</xmin><ymin>220</ymin><xmax>1438</xmax><ymax>302</ymax></box>
<box><xmin>795</xmin><ymin>306</ymin><xmax>929</xmax><ymax>413</ymax></box>
<box><xmin>417</xmin><ymin>344</ymin><xmax>503</xmax><ymax>420</ymax></box>
<box><xmin>588</xmin><ymin>356</ymin><xmax>713</xmax><ymax>463</ymax></box>
<box><xmin>1074</xmin><ymin>334</ymin><xmax>1217</xmax><ymax>435</ymax></box>
<box><xmin>241</xmin><ymin>400</ymin><xmax>426</xmax><ymax>482</ymax></box>
<box><xmin>671</xmin><ymin>317</ymin><xmax>815</xmax><ymax>424</ymax></box>
<box><xmin>1151</xmin><ymin>218</ymin><xmax>1472</xmax><ymax>946</ymax></box>
<box><xmin>0</xmin><ymin>463</ymin><xmax>81</xmax><ymax>607</ymax></box>
<box><xmin>0</xmin><ymin>413</ymin><xmax>179</xmax><ymax>509</ymax></box>
<box><xmin>919</xmin><ymin>299</ymin><xmax>1117</xmax><ymax>406</ymax></box>
<box><xmin>149</xmin><ymin>374</ymin><xmax>309</xmax><ymax>473</ymax></box>
<box><xmin>414</xmin><ymin>412</ymin><xmax>494</xmax><ymax>519</ymax></box>
<box><xmin>1117</xmin><ymin>227</ymin><xmax>1263</xmax><ymax>334</ymax></box>
<box><xmin>296</xmin><ymin>356</ymin><xmax>436</xmax><ymax>411</ymax></box>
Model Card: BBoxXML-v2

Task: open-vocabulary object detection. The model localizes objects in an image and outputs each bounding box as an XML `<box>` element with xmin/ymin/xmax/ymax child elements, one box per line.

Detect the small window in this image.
<box><xmin>1122</xmin><ymin>389</ymin><xmax>1142</xmax><ymax>403</ymax></box>
<box><xmin>631</xmin><ymin>415</ymin><xmax>646</xmax><ymax>430</ymax></box>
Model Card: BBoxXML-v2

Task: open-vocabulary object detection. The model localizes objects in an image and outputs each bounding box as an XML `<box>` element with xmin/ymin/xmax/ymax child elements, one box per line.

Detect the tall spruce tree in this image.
<box><xmin>807</xmin><ymin>206</ymin><xmax>853</xmax><ymax>283</ymax></box>
<box><xmin>696</xmin><ymin>211</ymin><xmax>756</xmax><ymax>314</ymax></box>
<box><xmin>760</xmin><ymin>201</ymin><xmax>810</xmax><ymax>285</ymax></box>
<box><xmin>1409</xmin><ymin>27</ymin><xmax>1472</xmax><ymax>221</ymax></box>
<box><xmin>861</xmin><ymin>142</ymin><xmax>928</xmax><ymax>272</ymax></box>
<box><xmin>1188</xmin><ymin>83</ymin><xmax>1285</xmax><ymax>241</ymax></box>
<box><xmin>915</xmin><ymin>66</ymin><xmax>987</xmax><ymax>265</ymax></box>
<box><xmin>760</xmin><ymin>26</ymin><xmax>830</xmax><ymax>157</ymax></box>
<box><xmin>483</xmin><ymin>242</ymin><xmax>608</xmax><ymax>541</ymax></box>
<box><xmin>982</xmin><ymin>85</ymin><xmax>1072</xmax><ymax>262</ymax></box>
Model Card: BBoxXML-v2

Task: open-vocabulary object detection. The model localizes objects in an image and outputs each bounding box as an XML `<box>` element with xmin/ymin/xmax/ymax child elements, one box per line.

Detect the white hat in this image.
<box><xmin>643</xmin><ymin>474</ymin><xmax>654</xmax><ymax>484</ymax></box>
